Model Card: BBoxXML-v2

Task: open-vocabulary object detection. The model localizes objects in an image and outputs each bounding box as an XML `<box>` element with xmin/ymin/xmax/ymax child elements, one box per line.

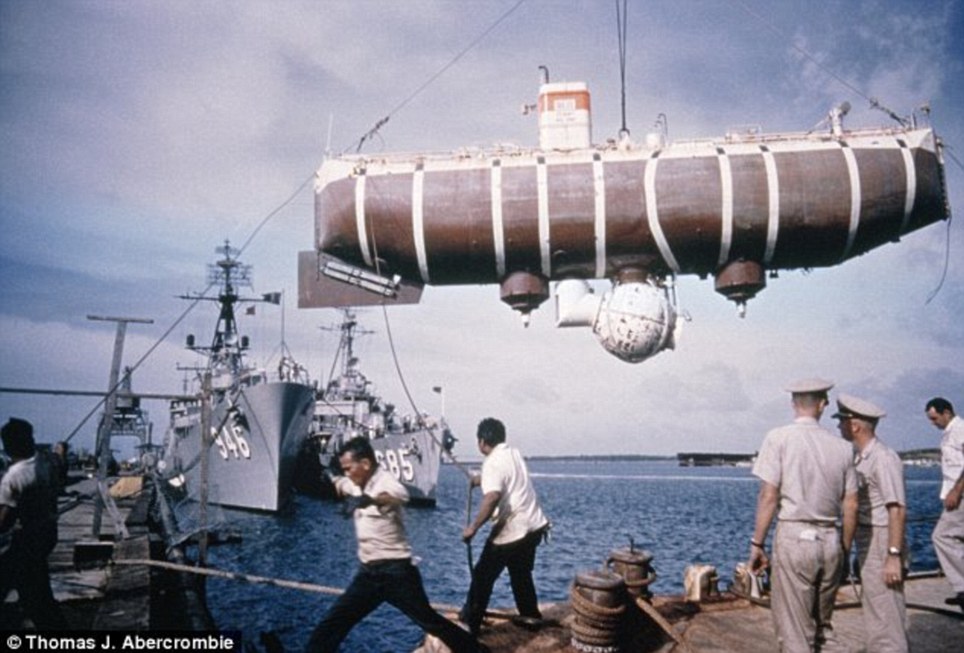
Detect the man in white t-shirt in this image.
<box><xmin>460</xmin><ymin>418</ymin><xmax>549</xmax><ymax>635</ymax></box>
<box><xmin>925</xmin><ymin>397</ymin><xmax>964</xmax><ymax>611</ymax></box>
<box><xmin>0</xmin><ymin>417</ymin><xmax>67</xmax><ymax>629</ymax></box>
<box><xmin>304</xmin><ymin>436</ymin><xmax>487</xmax><ymax>653</ymax></box>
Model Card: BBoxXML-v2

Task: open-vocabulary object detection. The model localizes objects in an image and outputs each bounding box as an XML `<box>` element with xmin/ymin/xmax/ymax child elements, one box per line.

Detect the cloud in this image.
<box><xmin>1</xmin><ymin>0</ymin><xmax>962</xmax><ymax>459</ymax></box>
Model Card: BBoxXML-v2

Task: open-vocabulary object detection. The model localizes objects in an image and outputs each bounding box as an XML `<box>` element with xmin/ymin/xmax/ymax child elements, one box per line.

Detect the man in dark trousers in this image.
<box><xmin>0</xmin><ymin>417</ymin><xmax>68</xmax><ymax>629</ymax></box>
<box><xmin>460</xmin><ymin>417</ymin><xmax>550</xmax><ymax>635</ymax></box>
<box><xmin>924</xmin><ymin>397</ymin><xmax>964</xmax><ymax>611</ymax></box>
<box><xmin>304</xmin><ymin>436</ymin><xmax>487</xmax><ymax>653</ymax></box>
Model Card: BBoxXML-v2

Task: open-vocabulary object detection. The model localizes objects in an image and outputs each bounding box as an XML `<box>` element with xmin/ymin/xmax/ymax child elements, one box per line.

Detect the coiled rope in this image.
<box><xmin>568</xmin><ymin>583</ymin><xmax>625</xmax><ymax>651</ymax></box>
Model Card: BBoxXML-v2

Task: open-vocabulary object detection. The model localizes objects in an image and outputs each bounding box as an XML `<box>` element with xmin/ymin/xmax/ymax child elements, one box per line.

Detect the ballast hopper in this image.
<box><xmin>299</xmin><ymin>79</ymin><xmax>950</xmax><ymax>363</ymax></box>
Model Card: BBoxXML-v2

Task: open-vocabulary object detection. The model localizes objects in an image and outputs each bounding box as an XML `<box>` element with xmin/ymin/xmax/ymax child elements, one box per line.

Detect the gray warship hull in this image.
<box><xmin>292</xmin><ymin>311</ymin><xmax>454</xmax><ymax>506</ymax></box>
<box><xmin>369</xmin><ymin>427</ymin><xmax>444</xmax><ymax>504</ymax></box>
<box><xmin>164</xmin><ymin>380</ymin><xmax>315</xmax><ymax>512</ymax></box>
<box><xmin>296</xmin><ymin>423</ymin><xmax>447</xmax><ymax>505</ymax></box>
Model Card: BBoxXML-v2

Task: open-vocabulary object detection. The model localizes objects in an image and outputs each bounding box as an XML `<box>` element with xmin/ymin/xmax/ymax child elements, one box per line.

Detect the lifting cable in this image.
<box><xmin>231</xmin><ymin>0</ymin><xmax>533</xmax><ymax>484</ymax></box>
<box><xmin>333</xmin><ymin>1</ymin><xmax>542</xmax><ymax>481</ymax></box>
<box><xmin>60</xmin><ymin>133</ymin><xmax>314</xmax><ymax>442</ymax></box>
<box><xmin>615</xmin><ymin>0</ymin><xmax>630</xmax><ymax>138</ymax></box>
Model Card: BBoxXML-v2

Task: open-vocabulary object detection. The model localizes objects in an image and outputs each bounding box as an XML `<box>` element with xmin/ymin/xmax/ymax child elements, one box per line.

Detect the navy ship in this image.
<box><xmin>294</xmin><ymin>310</ymin><xmax>454</xmax><ymax>505</ymax></box>
<box><xmin>159</xmin><ymin>243</ymin><xmax>315</xmax><ymax>512</ymax></box>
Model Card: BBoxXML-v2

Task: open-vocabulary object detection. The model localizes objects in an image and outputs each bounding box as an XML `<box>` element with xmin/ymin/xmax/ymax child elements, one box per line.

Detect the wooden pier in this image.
<box><xmin>4</xmin><ymin>474</ymin><xmax>214</xmax><ymax>631</ymax></box>
<box><xmin>447</xmin><ymin>574</ymin><xmax>963</xmax><ymax>653</ymax></box>
<box><xmin>8</xmin><ymin>475</ymin><xmax>962</xmax><ymax>652</ymax></box>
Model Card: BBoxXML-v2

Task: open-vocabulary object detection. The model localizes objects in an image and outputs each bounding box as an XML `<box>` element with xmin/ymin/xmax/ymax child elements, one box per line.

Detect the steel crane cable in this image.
<box><xmin>616</xmin><ymin>0</ymin><xmax>630</xmax><ymax>138</ymax></box>
<box><xmin>347</xmin><ymin>0</ymin><xmax>530</xmax><ymax>154</ymax></box>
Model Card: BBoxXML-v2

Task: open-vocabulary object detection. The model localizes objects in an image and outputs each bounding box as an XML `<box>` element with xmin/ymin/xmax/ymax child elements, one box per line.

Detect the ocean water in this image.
<box><xmin>204</xmin><ymin>459</ymin><xmax>943</xmax><ymax>652</ymax></box>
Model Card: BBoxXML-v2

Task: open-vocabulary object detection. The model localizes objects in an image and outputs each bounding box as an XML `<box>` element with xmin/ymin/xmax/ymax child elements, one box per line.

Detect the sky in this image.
<box><xmin>1</xmin><ymin>0</ymin><xmax>963</xmax><ymax>461</ymax></box>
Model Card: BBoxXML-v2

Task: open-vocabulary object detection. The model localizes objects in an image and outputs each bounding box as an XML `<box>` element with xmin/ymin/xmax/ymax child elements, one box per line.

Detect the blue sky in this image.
<box><xmin>2</xmin><ymin>0</ymin><xmax>963</xmax><ymax>459</ymax></box>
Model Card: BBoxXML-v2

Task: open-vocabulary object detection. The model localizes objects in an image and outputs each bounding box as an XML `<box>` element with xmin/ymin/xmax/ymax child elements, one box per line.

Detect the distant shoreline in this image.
<box><xmin>446</xmin><ymin>448</ymin><xmax>941</xmax><ymax>465</ymax></box>
<box><xmin>526</xmin><ymin>454</ymin><xmax>675</xmax><ymax>462</ymax></box>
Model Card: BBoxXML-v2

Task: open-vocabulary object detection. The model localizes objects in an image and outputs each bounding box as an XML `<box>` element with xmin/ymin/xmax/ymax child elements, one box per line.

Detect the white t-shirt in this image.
<box><xmin>335</xmin><ymin>468</ymin><xmax>412</xmax><ymax>563</ymax></box>
<box><xmin>940</xmin><ymin>415</ymin><xmax>964</xmax><ymax>500</ymax></box>
<box><xmin>481</xmin><ymin>443</ymin><xmax>548</xmax><ymax>545</ymax></box>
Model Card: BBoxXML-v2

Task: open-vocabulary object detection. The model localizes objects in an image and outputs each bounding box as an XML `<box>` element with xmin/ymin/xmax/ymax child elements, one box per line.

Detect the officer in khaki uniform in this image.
<box><xmin>833</xmin><ymin>393</ymin><xmax>908</xmax><ymax>652</ymax></box>
<box><xmin>748</xmin><ymin>379</ymin><xmax>858</xmax><ymax>653</ymax></box>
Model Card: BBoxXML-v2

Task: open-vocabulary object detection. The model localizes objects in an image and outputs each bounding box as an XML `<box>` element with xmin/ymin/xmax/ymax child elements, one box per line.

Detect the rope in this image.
<box><xmin>465</xmin><ymin>478</ymin><xmax>475</xmax><ymax>573</ymax></box>
<box><xmin>569</xmin><ymin>586</ymin><xmax>626</xmax><ymax>620</ymax></box>
<box><xmin>633</xmin><ymin>596</ymin><xmax>696</xmax><ymax>652</ymax></box>
<box><xmin>112</xmin><ymin>558</ymin><xmax>346</xmax><ymax>596</ymax></box>
<box><xmin>109</xmin><ymin>557</ymin><xmax>522</xmax><ymax>620</ymax></box>
<box><xmin>63</xmin><ymin>286</ymin><xmax>215</xmax><ymax>444</ymax></box>
<box><xmin>65</xmin><ymin>143</ymin><xmax>313</xmax><ymax>444</ymax></box>
<box><xmin>237</xmin><ymin>173</ymin><xmax>315</xmax><ymax>258</ymax></box>
<box><xmin>569</xmin><ymin>584</ymin><xmax>625</xmax><ymax>649</ymax></box>
<box><xmin>924</xmin><ymin>144</ymin><xmax>960</xmax><ymax>304</ymax></box>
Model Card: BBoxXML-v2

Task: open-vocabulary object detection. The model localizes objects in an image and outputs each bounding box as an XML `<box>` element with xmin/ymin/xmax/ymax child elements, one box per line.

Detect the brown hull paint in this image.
<box><xmin>314</xmin><ymin>127</ymin><xmax>948</xmax><ymax>287</ymax></box>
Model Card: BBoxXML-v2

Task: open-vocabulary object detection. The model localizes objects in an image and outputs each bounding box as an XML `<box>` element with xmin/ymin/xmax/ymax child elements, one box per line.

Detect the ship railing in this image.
<box><xmin>323</xmin><ymin>124</ymin><xmax>929</xmax><ymax>171</ymax></box>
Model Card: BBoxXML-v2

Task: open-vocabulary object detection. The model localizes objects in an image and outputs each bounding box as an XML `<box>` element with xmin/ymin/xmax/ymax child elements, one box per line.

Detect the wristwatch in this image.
<box><xmin>887</xmin><ymin>546</ymin><xmax>901</xmax><ymax>556</ymax></box>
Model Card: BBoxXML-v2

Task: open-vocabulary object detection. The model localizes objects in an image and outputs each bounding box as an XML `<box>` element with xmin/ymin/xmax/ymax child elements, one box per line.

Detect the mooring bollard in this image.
<box><xmin>606</xmin><ymin>546</ymin><xmax>657</xmax><ymax>600</ymax></box>
<box><xmin>569</xmin><ymin>569</ymin><xmax>627</xmax><ymax>652</ymax></box>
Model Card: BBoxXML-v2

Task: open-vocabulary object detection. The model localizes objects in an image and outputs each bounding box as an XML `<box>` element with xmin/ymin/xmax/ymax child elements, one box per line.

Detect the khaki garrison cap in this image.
<box><xmin>832</xmin><ymin>393</ymin><xmax>887</xmax><ymax>420</ymax></box>
<box><xmin>784</xmin><ymin>378</ymin><xmax>834</xmax><ymax>394</ymax></box>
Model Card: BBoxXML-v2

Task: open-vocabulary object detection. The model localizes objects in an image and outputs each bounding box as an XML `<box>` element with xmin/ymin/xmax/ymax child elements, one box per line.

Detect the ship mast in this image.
<box><xmin>180</xmin><ymin>241</ymin><xmax>253</xmax><ymax>385</ymax></box>
<box><xmin>322</xmin><ymin>310</ymin><xmax>373</xmax><ymax>400</ymax></box>
<box><xmin>208</xmin><ymin>241</ymin><xmax>250</xmax><ymax>377</ymax></box>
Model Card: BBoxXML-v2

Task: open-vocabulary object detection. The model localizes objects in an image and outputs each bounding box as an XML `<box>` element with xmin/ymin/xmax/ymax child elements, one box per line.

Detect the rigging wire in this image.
<box><xmin>378</xmin><ymin>300</ymin><xmax>473</xmax><ymax>480</ymax></box>
<box><xmin>237</xmin><ymin>172</ymin><xmax>315</xmax><ymax>257</ymax></box>
<box><xmin>64</xmin><ymin>169</ymin><xmax>315</xmax><ymax>444</ymax></box>
<box><xmin>615</xmin><ymin>0</ymin><xmax>630</xmax><ymax>137</ymax></box>
<box><xmin>730</xmin><ymin>0</ymin><xmax>875</xmax><ymax>106</ymax></box>
<box><xmin>366</xmin><ymin>212</ymin><xmax>473</xmax><ymax>480</ymax></box>
<box><xmin>346</xmin><ymin>0</ymin><xmax>529</xmax><ymax>154</ymax></box>
<box><xmin>63</xmin><ymin>288</ymin><xmax>214</xmax><ymax>444</ymax></box>
<box><xmin>322</xmin><ymin>2</ymin><xmax>536</xmax><ymax>477</ymax></box>
<box><xmin>732</xmin><ymin>0</ymin><xmax>957</xmax><ymax>303</ymax></box>
<box><xmin>925</xmin><ymin>144</ymin><xmax>962</xmax><ymax>304</ymax></box>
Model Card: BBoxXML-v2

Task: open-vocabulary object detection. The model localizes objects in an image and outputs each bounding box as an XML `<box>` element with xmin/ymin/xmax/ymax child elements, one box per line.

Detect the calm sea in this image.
<box><xmin>204</xmin><ymin>459</ymin><xmax>943</xmax><ymax>652</ymax></box>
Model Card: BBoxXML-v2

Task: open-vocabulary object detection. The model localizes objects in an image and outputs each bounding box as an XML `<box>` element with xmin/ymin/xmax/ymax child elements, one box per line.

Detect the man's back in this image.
<box><xmin>753</xmin><ymin>417</ymin><xmax>855</xmax><ymax>523</ymax></box>
<box><xmin>482</xmin><ymin>443</ymin><xmax>547</xmax><ymax>545</ymax></box>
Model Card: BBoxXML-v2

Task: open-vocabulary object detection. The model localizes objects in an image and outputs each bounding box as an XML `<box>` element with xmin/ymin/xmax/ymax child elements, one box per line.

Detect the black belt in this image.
<box><xmin>361</xmin><ymin>557</ymin><xmax>411</xmax><ymax>570</ymax></box>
